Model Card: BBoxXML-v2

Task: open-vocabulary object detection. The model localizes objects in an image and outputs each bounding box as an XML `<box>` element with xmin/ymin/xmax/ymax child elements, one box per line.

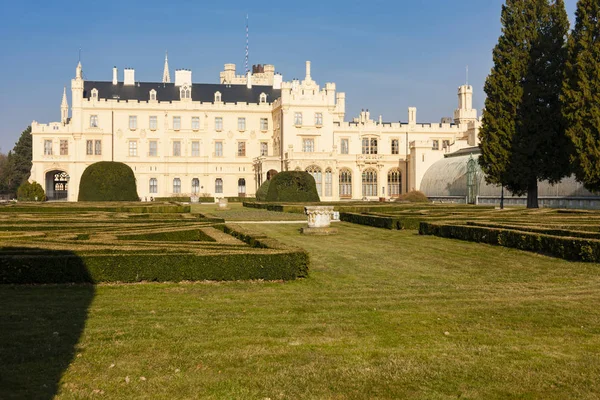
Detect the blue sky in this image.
<box><xmin>0</xmin><ymin>0</ymin><xmax>578</xmax><ymax>153</ymax></box>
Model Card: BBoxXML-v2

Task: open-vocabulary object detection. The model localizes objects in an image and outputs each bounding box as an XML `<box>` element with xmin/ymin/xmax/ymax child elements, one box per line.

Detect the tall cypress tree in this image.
<box><xmin>6</xmin><ymin>126</ymin><xmax>32</xmax><ymax>194</ymax></box>
<box><xmin>480</xmin><ymin>0</ymin><xmax>570</xmax><ymax>208</ymax></box>
<box><xmin>562</xmin><ymin>0</ymin><xmax>600</xmax><ymax>192</ymax></box>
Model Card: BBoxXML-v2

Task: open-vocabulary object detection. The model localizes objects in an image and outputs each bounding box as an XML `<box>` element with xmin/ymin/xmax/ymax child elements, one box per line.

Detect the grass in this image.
<box><xmin>2</xmin><ymin>209</ymin><xmax>600</xmax><ymax>398</ymax></box>
<box><xmin>192</xmin><ymin>203</ymin><xmax>306</xmax><ymax>221</ymax></box>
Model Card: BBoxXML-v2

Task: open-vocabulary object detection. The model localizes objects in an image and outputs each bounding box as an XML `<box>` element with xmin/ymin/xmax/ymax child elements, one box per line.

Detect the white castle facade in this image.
<box><xmin>30</xmin><ymin>55</ymin><xmax>481</xmax><ymax>201</ymax></box>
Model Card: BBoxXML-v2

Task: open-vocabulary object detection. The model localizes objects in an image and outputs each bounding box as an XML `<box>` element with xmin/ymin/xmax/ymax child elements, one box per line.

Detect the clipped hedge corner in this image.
<box><xmin>265</xmin><ymin>171</ymin><xmax>320</xmax><ymax>203</ymax></box>
<box><xmin>78</xmin><ymin>162</ymin><xmax>139</xmax><ymax>201</ymax></box>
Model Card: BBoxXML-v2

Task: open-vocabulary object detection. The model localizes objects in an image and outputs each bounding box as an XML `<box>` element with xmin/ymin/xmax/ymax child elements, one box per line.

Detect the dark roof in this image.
<box><xmin>83</xmin><ymin>81</ymin><xmax>281</xmax><ymax>104</ymax></box>
<box><xmin>444</xmin><ymin>146</ymin><xmax>481</xmax><ymax>158</ymax></box>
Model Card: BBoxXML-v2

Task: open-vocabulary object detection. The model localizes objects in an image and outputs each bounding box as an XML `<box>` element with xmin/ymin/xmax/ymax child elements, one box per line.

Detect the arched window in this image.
<box><xmin>215</xmin><ymin>178</ymin><xmax>223</xmax><ymax>194</ymax></box>
<box><xmin>306</xmin><ymin>165</ymin><xmax>322</xmax><ymax>197</ymax></box>
<box><xmin>91</xmin><ymin>88</ymin><xmax>98</xmax><ymax>100</ymax></box>
<box><xmin>238</xmin><ymin>178</ymin><xmax>246</xmax><ymax>196</ymax></box>
<box><xmin>324</xmin><ymin>168</ymin><xmax>332</xmax><ymax>197</ymax></box>
<box><xmin>388</xmin><ymin>168</ymin><xmax>402</xmax><ymax>197</ymax></box>
<box><xmin>191</xmin><ymin>178</ymin><xmax>200</xmax><ymax>194</ymax></box>
<box><xmin>149</xmin><ymin>89</ymin><xmax>157</xmax><ymax>101</ymax></box>
<box><xmin>173</xmin><ymin>178</ymin><xmax>181</xmax><ymax>194</ymax></box>
<box><xmin>362</xmin><ymin>169</ymin><xmax>378</xmax><ymax>197</ymax></box>
<box><xmin>259</xmin><ymin>92</ymin><xmax>267</xmax><ymax>103</ymax></box>
<box><xmin>339</xmin><ymin>169</ymin><xmax>352</xmax><ymax>198</ymax></box>
<box><xmin>181</xmin><ymin>86</ymin><xmax>191</xmax><ymax>99</ymax></box>
<box><xmin>266</xmin><ymin>169</ymin><xmax>278</xmax><ymax>180</ymax></box>
<box><xmin>214</xmin><ymin>91</ymin><xmax>222</xmax><ymax>102</ymax></box>
<box><xmin>149</xmin><ymin>178</ymin><xmax>158</xmax><ymax>194</ymax></box>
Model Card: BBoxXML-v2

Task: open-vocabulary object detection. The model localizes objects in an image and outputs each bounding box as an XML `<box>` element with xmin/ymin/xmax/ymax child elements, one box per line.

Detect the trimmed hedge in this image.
<box><xmin>0</xmin><ymin>205</ymin><xmax>190</xmax><ymax>213</ymax></box>
<box><xmin>117</xmin><ymin>229</ymin><xmax>216</xmax><ymax>242</ymax></box>
<box><xmin>78</xmin><ymin>162</ymin><xmax>139</xmax><ymax>201</ymax></box>
<box><xmin>0</xmin><ymin>251</ymin><xmax>309</xmax><ymax>283</ymax></box>
<box><xmin>419</xmin><ymin>222</ymin><xmax>600</xmax><ymax>262</ymax></box>
<box><xmin>339</xmin><ymin>212</ymin><xmax>424</xmax><ymax>230</ymax></box>
<box><xmin>265</xmin><ymin>172</ymin><xmax>320</xmax><ymax>202</ymax></box>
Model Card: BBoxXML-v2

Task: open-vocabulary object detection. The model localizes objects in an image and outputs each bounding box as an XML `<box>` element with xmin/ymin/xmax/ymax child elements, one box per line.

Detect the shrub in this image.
<box><xmin>265</xmin><ymin>172</ymin><xmax>320</xmax><ymax>202</ymax></box>
<box><xmin>255</xmin><ymin>180</ymin><xmax>270</xmax><ymax>201</ymax></box>
<box><xmin>17</xmin><ymin>181</ymin><xmax>46</xmax><ymax>201</ymax></box>
<box><xmin>399</xmin><ymin>190</ymin><xmax>429</xmax><ymax>203</ymax></box>
<box><xmin>78</xmin><ymin>162</ymin><xmax>139</xmax><ymax>201</ymax></box>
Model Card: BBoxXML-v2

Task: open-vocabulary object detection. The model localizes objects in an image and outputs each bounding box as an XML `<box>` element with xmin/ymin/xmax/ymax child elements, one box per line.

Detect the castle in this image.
<box><xmin>29</xmin><ymin>55</ymin><xmax>481</xmax><ymax>201</ymax></box>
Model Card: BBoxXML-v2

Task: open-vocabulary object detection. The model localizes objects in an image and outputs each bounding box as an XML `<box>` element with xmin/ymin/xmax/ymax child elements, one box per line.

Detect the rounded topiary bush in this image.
<box><xmin>255</xmin><ymin>180</ymin><xmax>270</xmax><ymax>201</ymax></box>
<box><xmin>78</xmin><ymin>162</ymin><xmax>139</xmax><ymax>201</ymax></box>
<box><xmin>17</xmin><ymin>181</ymin><xmax>46</xmax><ymax>201</ymax></box>
<box><xmin>265</xmin><ymin>171</ymin><xmax>320</xmax><ymax>202</ymax></box>
<box><xmin>399</xmin><ymin>190</ymin><xmax>429</xmax><ymax>203</ymax></box>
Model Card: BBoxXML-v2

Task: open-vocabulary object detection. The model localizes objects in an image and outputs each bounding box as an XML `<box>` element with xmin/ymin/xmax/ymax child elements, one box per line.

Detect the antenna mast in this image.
<box><xmin>245</xmin><ymin>14</ymin><xmax>249</xmax><ymax>74</ymax></box>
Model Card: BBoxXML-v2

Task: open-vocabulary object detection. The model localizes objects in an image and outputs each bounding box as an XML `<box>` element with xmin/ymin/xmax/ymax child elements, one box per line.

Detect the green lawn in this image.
<box><xmin>2</xmin><ymin>218</ymin><xmax>600</xmax><ymax>399</ymax></box>
<box><xmin>192</xmin><ymin>203</ymin><xmax>306</xmax><ymax>221</ymax></box>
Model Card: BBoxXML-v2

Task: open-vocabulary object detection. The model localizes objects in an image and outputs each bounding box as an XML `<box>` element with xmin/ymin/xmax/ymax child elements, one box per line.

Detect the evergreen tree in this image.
<box><xmin>480</xmin><ymin>0</ymin><xmax>570</xmax><ymax>208</ymax></box>
<box><xmin>562</xmin><ymin>0</ymin><xmax>600</xmax><ymax>192</ymax></box>
<box><xmin>6</xmin><ymin>126</ymin><xmax>32</xmax><ymax>193</ymax></box>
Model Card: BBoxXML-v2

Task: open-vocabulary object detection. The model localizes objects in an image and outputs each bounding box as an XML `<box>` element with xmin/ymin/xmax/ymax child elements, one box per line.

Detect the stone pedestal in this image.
<box><xmin>302</xmin><ymin>206</ymin><xmax>337</xmax><ymax>235</ymax></box>
<box><xmin>218</xmin><ymin>198</ymin><xmax>229</xmax><ymax>209</ymax></box>
<box><xmin>190</xmin><ymin>196</ymin><xmax>199</xmax><ymax>204</ymax></box>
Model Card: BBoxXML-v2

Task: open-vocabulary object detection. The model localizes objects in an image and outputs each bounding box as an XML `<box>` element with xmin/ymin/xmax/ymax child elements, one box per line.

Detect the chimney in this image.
<box><xmin>305</xmin><ymin>61</ymin><xmax>311</xmax><ymax>80</ymax></box>
<box><xmin>124</xmin><ymin>68</ymin><xmax>135</xmax><ymax>86</ymax></box>
<box><xmin>112</xmin><ymin>66</ymin><xmax>118</xmax><ymax>85</ymax></box>
<box><xmin>247</xmin><ymin>71</ymin><xmax>252</xmax><ymax>89</ymax></box>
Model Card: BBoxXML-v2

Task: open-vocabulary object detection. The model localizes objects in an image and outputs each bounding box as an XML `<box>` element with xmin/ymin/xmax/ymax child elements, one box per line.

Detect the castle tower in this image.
<box><xmin>453</xmin><ymin>85</ymin><xmax>477</xmax><ymax>125</ymax></box>
<box><xmin>162</xmin><ymin>51</ymin><xmax>171</xmax><ymax>83</ymax></box>
<box><xmin>70</xmin><ymin>61</ymin><xmax>84</xmax><ymax>129</ymax></box>
<box><xmin>60</xmin><ymin>86</ymin><xmax>68</xmax><ymax>124</ymax></box>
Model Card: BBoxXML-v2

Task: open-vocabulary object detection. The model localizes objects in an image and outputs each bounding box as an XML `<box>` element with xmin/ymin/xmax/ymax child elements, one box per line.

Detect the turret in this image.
<box><xmin>454</xmin><ymin>85</ymin><xmax>477</xmax><ymax>125</ymax></box>
<box><xmin>70</xmin><ymin>62</ymin><xmax>84</xmax><ymax>128</ymax></box>
<box><xmin>162</xmin><ymin>51</ymin><xmax>171</xmax><ymax>83</ymax></box>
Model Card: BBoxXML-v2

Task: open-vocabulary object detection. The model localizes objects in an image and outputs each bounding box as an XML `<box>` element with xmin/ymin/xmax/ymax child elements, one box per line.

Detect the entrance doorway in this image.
<box><xmin>45</xmin><ymin>170</ymin><xmax>69</xmax><ymax>201</ymax></box>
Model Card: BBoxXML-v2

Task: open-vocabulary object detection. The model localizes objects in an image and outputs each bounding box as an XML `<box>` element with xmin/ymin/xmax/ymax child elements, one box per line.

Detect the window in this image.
<box><xmin>215</xmin><ymin>117</ymin><xmax>223</xmax><ymax>131</ymax></box>
<box><xmin>215</xmin><ymin>178</ymin><xmax>223</xmax><ymax>194</ymax></box>
<box><xmin>215</xmin><ymin>141</ymin><xmax>223</xmax><ymax>157</ymax></box>
<box><xmin>60</xmin><ymin>140</ymin><xmax>68</xmax><ymax>156</ymax></box>
<box><xmin>129</xmin><ymin>116</ymin><xmax>137</xmax><ymax>130</ymax></box>
<box><xmin>149</xmin><ymin>116</ymin><xmax>157</xmax><ymax>130</ymax></box>
<box><xmin>306</xmin><ymin>165</ymin><xmax>322</xmax><ymax>196</ymax></box>
<box><xmin>95</xmin><ymin>140</ymin><xmax>102</xmax><ymax>155</ymax></box>
<box><xmin>91</xmin><ymin>89</ymin><xmax>98</xmax><ymax>99</ymax></box>
<box><xmin>362</xmin><ymin>137</ymin><xmax>378</xmax><ymax>154</ymax></box>
<box><xmin>259</xmin><ymin>93</ymin><xmax>267</xmax><ymax>103</ymax></box>
<box><xmin>325</xmin><ymin>168</ymin><xmax>332</xmax><ymax>197</ymax></box>
<box><xmin>180</xmin><ymin>86</ymin><xmax>191</xmax><ymax>99</ymax></box>
<box><xmin>129</xmin><ymin>141</ymin><xmax>137</xmax><ymax>156</ymax></box>
<box><xmin>192</xmin><ymin>117</ymin><xmax>200</xmax><ymax>130</ymax></box>
<box><xmin>191</xmin><ymin>178</ymin><xmax>200</xmax><ymax>194</ymax></box>
<box><xmin>149</xmin><ymin>140</ymin><xmax>157</xmax><ymax>157</ymax></box>
<box><xmin>315</xmin><ymin>113</ymin><xmax>323</xmax><ymax>126</ymax></box>
<box><xmin>173</xmin><ymin>116</ymin><xmax>181</xmax><ymax>131</ymax></box>
<box><xmin>214</xmin><ymin>92</ymin><xmax>221</xmax><ymax>102</ymax></box>
<box><xmin>362</xmin><ymin>169</ymin><xmax>378</xmax><ymax>197</ymax></box>
<box><xmin>173</xmin><ymin>141</ymin><xmax>181</xmax><ymax>157</ymax></box>
<box><xmin>150</xmin><ymin>90</ymin><xmax>156</xmax><ymax>101</ymax></box>
<box><xmin>443</xmin><ymin>139</ymin><xmax>451</xmax><ymax>149</ymax></box>
<box><xmin>237</xmin><ymin>141</ymin><xmax>246</xmax><ymax>157</ymax></box>
<box><xmin>90</xmin><ymin>115</ymin><xmax>98</xmax><ymax>128</ymax></box>
<box><xmin>260</xmin><ymin>118</ymin><xmax>268</xmax><ymax>131</ymax></box>
<box><xmin>191</xmin><ymin>141</ymin><xmax>200</xmax><ymax>157</ymax></box>
<box><xmin>388</xmin><ymin>169</ymin><xmax>402</xmax><ymax>197</ymax></box>
<box><xmin>392</xmin><ymin>139</ymin><xmax>399</xmax><ymax>155</ymax></box>
<box><xmin>260</xmin><ymin>142</ymin><xmax>268</xmax><ymax>156</ymax></box>
<box><xmin>339</xmin><ymin>169</ymin><xmax>352</xmax><ymax>198</ymax></box>
<box><xmin>238</xmin><ymin>117</ymin><xmax>246</xmax><ymax>131</ymax></box>
<box><xmin>341</xmin><ymin>139</ymin><xmax>349</xmax><ymax>154</ymax></box>
<box><xmin>149</xmin><ymin>178</ymin><xmax>157</xmax><ymax>194</ymax></box>
<box><xmin>173</xmin><ymin>178</ymin><xmax>181</xmax><ymax>193</ymax></box>
<box><xmin>303</xmin><ymin>138</ymin><xmax>314</xmax><ymax>153</ymax></box>
<box><xmin>294</xmin><ymin>112</ymin><xmax>303</xmax><ymax>126</ymax></box>
<box><xmin>432</xmin><ymin>140</ymin><xmax>439</xmax><ymax>150</ymax></box>
<box><xmin>86</xmin><ymin>140</ymin><xmax>93</xmax><ymax>155</ymax></box>
<box><xmin>44</xmin><ymin>140</ymin><xmax>52</xmax><ymax>155</ymax></box>
<box><xmin>238</xmin><ymin>178</ymin><xmax>246</xmax><ymax>195</ymax></box>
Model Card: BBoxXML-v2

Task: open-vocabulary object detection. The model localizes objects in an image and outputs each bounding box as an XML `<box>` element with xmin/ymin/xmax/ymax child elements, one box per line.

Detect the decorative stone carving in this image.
<box><xmin>304</xmin><ymin>206</ymin><xmax>334</xmax><ymax>228</ymax></box>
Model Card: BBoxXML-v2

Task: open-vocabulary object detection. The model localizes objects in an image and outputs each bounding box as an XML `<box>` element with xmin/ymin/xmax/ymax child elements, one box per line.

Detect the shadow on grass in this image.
<box><xmin>0</xmin><ymin>248</ymin><xmax>95</xmax><ymax>399</ymax></box>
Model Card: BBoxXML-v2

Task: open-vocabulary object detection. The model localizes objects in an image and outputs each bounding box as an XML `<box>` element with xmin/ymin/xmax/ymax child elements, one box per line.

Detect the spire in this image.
<box><xmin>76</xmin><ymin>61</ymin><xmax>83</xmax><ymax>79</ymax></box>
<box><xmin>162</xmin><ymin>51</ymin><xmax>171</xmax><ymax>83</ymax></box>
<box><xmin>245</xmin><ymin>14</ymin><xmax>249</xmax><ymax>74</ymax></box>
<box><xmin>61</xmin><ymin>86</ymin><xmax>68</xmax><ymax>107</ymax></box>
<box><xmin>61</xmin><ymin>86</ymin><xmax>69</xmax><ymax>124</ymax></box>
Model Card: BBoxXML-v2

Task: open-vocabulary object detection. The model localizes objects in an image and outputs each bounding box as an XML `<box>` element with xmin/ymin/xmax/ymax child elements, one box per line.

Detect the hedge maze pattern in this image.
<box><xmin>0</xmin><ymin>203</ymin><xmax>308</xmax><ymax>283</ymax></box>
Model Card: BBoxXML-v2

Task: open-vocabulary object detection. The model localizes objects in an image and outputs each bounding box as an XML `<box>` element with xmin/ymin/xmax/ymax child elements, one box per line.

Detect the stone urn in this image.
<box><xmin>304</xmin><ymin>206</ymin><xmax>334</xmax><ymax>228</ymax></box>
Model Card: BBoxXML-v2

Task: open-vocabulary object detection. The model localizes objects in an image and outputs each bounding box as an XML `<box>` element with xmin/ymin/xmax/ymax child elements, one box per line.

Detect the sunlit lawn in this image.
<box><xmin>2</xmin><ymin>212</ymin><xmax>600</xmax><ymax>399</ymax></box>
